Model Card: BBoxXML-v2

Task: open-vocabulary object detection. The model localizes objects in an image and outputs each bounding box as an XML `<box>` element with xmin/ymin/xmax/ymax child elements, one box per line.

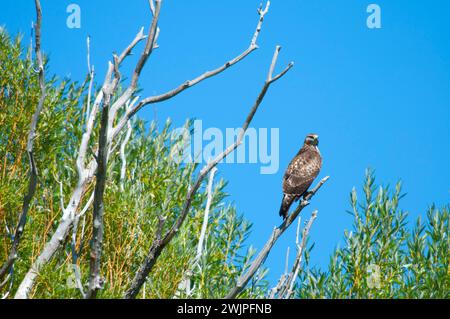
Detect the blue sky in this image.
<box><xmin>2</xmin><ymin>0</ymin><xmax>449</xmax><ymax>286</ymax></box>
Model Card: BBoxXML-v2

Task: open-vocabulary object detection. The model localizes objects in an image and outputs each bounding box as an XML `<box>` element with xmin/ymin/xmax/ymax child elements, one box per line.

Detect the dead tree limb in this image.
<box><xmin>111</xmin><ymin>1</ymin><xmax>271</xmax><ymax>140</ymax></box>
<box><xmin>86</xmin><ymin>0</ymin><xmax>161</xmax><ymax>299</ymax></box>
<box><xmin>225</xmin><ymin>176</ymin><xmax>329</xmax><ymax>299</ymax></box>
<box><xmin>0</xmin><ymin>0</ymin><xmax>45</xmax><ymax>281</ymax></box>
<box><xmin>119</xmin><ymin>103</ymin><xmax>133</xmax><ymax>191</ymax></box>
<box><xmin>124</xmin><ymin>45</ymin><xmax>294</xmax><ymax>299</ymax></box>
<box><xmin>84</xmin><ymin>73</ymin><xmax>115</xmax><ymax>299</ymax></box>
<box><xmin>176</xmin><ymin>167</ymin><xmax>218</xmax><ymax>298</ymax></box>
<box><xmin>196</xmin><ymin>167</ymin><xmax>217</xmax><ymax>262</ymax></box>
<box><xmin>279</xmin><ymin>210</ymin><xmax>318</xmax><ymax>299</ymax></box>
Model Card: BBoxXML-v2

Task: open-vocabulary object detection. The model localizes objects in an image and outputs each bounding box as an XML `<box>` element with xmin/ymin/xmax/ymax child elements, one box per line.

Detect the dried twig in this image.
<box><xmin>85</xmin><ymin>36</ymin><xmax>94</xmax><ymax>124</ymax></box>
<box><xmin>119</xmin><ymin>102</ymin><xmax>133</xmax><ymax>191</ymax></box>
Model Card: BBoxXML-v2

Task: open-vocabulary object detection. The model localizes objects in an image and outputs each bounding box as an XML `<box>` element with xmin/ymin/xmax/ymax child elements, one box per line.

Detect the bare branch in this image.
<box><xmin>119</xmin><ymin>123</ymin><xmax>132</xmax><ymax>187</ymax></box>
<box><xmin>285</xmin><ymin>246</ymin><xmax>290</xmax><ymax>274</ymax></box>
<box><xmin>71</xmin><ymin>216</ymin><xmax>86</xmax><ymax>298</ymax></box>
<box><xmin>147</xmin><ymin>0</ymin><xmax>160</xmax><ymax>48</ymax></box>
<box><xmin>196</xmin><ymin>167</ymin><xmax>217</xmax><ymax>261</ymax></box>
<box><xmin>225</xmin><ymin>177</ymin><xmax>329</xmax><ymax>299</ymax></box>
<box><xmin>117</xmin><ymin>27</ymin><xmax>147</xmax><ymax>64</ymax></box>
<box><xmin>78</xmin><ymin>191</ymin><xmax>95</xmax><ymax>218</ymax></box>
<box><xmin>282</xmin><ymin>210</ymin><xmax>318</xmax><ymax>299</ymax></box>
<box><xmin>0</xmin><ymin>0</ymin><xmax>45</xmax><ymax>281</ymax></box>
<box><xmin>130</xmin><ymin>0</ymin><xmax>161</xmax><ymax>89</ymax></box>
<box><xmin>148</xmin><ymin>0</ymin><xmax>156</xmax><ymax>16</ymax></box>
<box><xmin>112</xmin><ymin>1</ymin><xmax>272</xmax><ymax>140</ymax></box>
<box><xmin>85</xmin><ymin>36</ymin><xmax>95</xmax><ymax>124</ymax></box>
<box><xmin>176</xmin><ymin>167</ymin><xmax>218</xmax><ymax>298</ymax></box>
<box><xmin>124</xmin><ymin>45</ymin><xmax>293</xmax><ymax>299</ymax></box>
<box><xmin>85</xmin><ymin>62</ymin><xmax>118</xmax><ymax>299</ymax></box>
<box><xmin>252</xmin><ymin>1</ymin><xmax>270</xmax><ymax>46</ymax></box>
<box><xmin>268</xmin><ymin>272</ymin><xmax>287</xmax><ymax>299</ymax></box>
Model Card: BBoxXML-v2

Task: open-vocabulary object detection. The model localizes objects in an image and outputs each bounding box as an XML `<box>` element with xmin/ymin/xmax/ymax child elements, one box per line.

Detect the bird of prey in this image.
<box><xmin>279</xmin><ymin>133</ymin><xmax>322</xmax><ymax>219</ymax></box>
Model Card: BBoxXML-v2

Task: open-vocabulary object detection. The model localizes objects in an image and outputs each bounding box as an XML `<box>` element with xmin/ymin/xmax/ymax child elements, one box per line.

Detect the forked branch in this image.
<box><xmin>112</xmin><ymin>1</ymin><xmax>272</xmax><ymax>140</ymax></box>
<box><xmin>225</xmin><ymin>176</ymin><xmax>329</xmax><ymax>299</ymax></box>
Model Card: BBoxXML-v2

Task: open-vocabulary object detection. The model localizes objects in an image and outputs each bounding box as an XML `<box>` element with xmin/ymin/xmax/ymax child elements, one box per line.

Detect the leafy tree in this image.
<box><xmin>297</xmin><ymin>170</ymin><xmax>449</xmax><ymax>299</ymax></box>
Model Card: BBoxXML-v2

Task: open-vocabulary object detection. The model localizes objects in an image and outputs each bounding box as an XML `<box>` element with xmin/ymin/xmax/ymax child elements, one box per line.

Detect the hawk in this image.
<box><xmin>279</xmin><ymin>133</ymin><xmax>322</xmax><ymax>219</ymax></box>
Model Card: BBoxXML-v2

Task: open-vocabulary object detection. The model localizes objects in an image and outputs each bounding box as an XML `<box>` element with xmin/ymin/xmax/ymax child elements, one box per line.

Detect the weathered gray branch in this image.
<box><xmin>85</xmin><ymin>78</ymin><xmax>115</xmax><ymax>299</ymax></box>
<box><xmin>280</xmin><ymin>210</ymin><xmax>318</xmax><ymax>299</ymax></box>
<box><xmin>124</xmin><ymin>45</ymin><xmax>293</xmax><ymax>299</ymax></box>
<box><xmin>225</xmin><ymin>176</ymin><xmax>329</xmax><ymax>299</ymax></box>
<box><xmin>84</xmin><ymin>36</ymin><xmax>94</xmax><ymax>125</ymax></box>
<box><xmin>176</xmin><ymin>167</ymin><xmax>218</xmax><ymax>298</ymax></box>
<box><xmin>119</xmin><ymin>102</ymin><xmax>133</xmax><ymax>191</ymax></box>
<box><xmin>196</xmin><ymin>167</ymin><xmax>217</xmax><ymax>262</ymax></box>
<box><xmin>84</xmin><ymin>0</ymin><xmax>162</xmax><ymax>300</ymax></box>
<box><xmin>0</xmin><ymin>0</ymin><xmax>45</xmax><ymax>282</ymax></box>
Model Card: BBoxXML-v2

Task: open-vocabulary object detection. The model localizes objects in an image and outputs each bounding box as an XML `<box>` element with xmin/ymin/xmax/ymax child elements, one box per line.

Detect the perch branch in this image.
<box><xmin>225</xmin><ymin>177</ymin><xmax>329</xmax><ymax>299</ymax></box>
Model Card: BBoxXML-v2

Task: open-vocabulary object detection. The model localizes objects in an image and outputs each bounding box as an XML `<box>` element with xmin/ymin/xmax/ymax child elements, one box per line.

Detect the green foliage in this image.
<box><xmin>0</xmin><ymin>30</ymin><xmax>86</xmax><ymax>295</ymax></box>
<box><xmin>297</xmin><ymin>170</ymin><xmax>449</xmax><ymax>299</ymax></box>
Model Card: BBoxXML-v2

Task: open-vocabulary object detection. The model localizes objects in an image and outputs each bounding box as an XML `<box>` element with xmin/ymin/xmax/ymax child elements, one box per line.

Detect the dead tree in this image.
<box><xmin>14</xmin><ymin>0</ymin><xmax>288</xmax><ymax>299</ymax></box>
<box><xmin>124</xmin><ymin>44</ymin><xmax>293</xmax><ymax>299</ymax></box>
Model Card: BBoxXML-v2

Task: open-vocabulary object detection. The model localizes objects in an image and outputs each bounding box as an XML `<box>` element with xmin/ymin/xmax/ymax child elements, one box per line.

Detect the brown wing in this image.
<box><xmin>282</xmin><ymin>146</ymin><xmax>321</xmax><ymax>196</ymax></box>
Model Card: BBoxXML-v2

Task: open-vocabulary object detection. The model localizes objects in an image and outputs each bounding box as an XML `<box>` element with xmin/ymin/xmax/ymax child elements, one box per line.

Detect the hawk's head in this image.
<box><xmin>305</xmin><ymin>133</ymin><xmax>319</xmax><ymax>146</ymax></box>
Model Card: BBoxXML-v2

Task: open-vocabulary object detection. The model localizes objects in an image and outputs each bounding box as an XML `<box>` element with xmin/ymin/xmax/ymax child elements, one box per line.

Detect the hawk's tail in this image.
<box><xmin>279</xmin><ymin>194</ymin><xmax>296</xmax><ymax>219</ymax></box>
